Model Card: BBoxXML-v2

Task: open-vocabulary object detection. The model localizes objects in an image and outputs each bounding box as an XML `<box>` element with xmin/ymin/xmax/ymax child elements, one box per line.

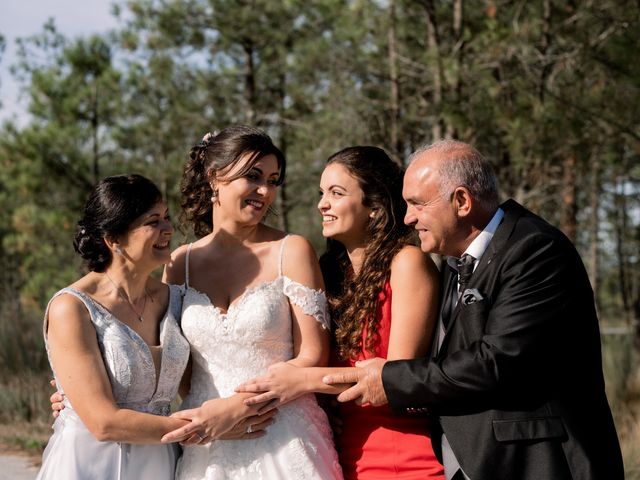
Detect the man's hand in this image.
<box><xmin>322</xmin><ymin>358</ymin><xmax>388</xmax><ymax>406</ymax></box>
<box><xmin>50</xmin><ymin>379</ymin><xmax>65</xmax><ymax>418</ymax></box>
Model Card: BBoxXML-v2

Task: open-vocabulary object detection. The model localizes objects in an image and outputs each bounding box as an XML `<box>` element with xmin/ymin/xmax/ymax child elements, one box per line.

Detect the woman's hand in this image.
<box><xmin>235</xmin><ymin>362</ymin><xmax>307</xmax><ymax>411</ymax></box>
<box><xmin>161</xmin><ymin>395</ymin><xmax>276</xmax><ymax>445</ymax></box>
<box><xmin>161</xmin><ymin>398</ymin><xmax>238</xmax><ymax>444</ymax></box>
<box><xmin>49</xmin><ymin>380</ymin><xmax>65</xmax><ymax>418</ymax></box>
<box><xmin>204</xmin><ymin>410</ymin><xmax>277</xmax><ymax>443</ymax></box>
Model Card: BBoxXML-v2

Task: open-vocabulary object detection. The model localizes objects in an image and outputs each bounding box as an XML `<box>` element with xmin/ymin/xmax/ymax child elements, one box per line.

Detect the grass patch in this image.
<box><xmin>601</xmin><ymin>332</ymin><xmax>640</xmax><ymax>479</ymax></box>
<box><xmin>0</xmin><ymin>421</ymin><xmax>50</xmax><ymax>462</ymax></box>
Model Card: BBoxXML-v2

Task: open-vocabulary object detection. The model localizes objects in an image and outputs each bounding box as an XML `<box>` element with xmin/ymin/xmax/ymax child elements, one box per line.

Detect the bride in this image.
<box><xmin>161</xmin><ymin>125</ymin><xmax>343</xmax><ymax>479</ymax></box>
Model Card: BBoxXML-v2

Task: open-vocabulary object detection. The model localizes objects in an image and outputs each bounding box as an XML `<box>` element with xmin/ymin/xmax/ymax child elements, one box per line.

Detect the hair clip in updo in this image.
<box><xmin>200</xmin><ymin>130</ymin><xmax>221</xmax><ymax>147</ymax></box>
<box><xmin>201</xmin><ymin>131</ymin><xmax>214</xmax><ymax>146</ymax></box>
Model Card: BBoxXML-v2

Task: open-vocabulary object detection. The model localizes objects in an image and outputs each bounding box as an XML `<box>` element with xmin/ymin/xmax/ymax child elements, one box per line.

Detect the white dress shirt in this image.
<box><xmin>440</xmin><ymin>207</ymin><xmax>504</xmax><ymax>480</ymax></box>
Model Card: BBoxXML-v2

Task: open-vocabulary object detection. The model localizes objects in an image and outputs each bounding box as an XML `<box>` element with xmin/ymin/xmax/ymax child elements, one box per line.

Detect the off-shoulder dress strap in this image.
<box><xmin>185</xmin><ymin>243</ymin><xmax>194</xmax><ymax>288</ymax></box>
<box><xmin>278</xmin><ymin>234</ymin><xmax>290</xmax><ymax>277</ymax></box>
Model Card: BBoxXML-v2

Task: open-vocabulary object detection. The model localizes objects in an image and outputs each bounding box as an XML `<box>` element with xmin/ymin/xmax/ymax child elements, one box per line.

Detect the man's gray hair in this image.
<box><xmin>409</xmin><ymin>139</ymin><xmax>499</xmax><ymax>209</ymax></box>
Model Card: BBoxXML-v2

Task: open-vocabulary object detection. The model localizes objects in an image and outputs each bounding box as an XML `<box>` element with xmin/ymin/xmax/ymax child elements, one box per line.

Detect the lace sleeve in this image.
<box><xmin>282</xmin><ymin>277</ymin><xmax>331</xmax><ymax>330</ymax></box>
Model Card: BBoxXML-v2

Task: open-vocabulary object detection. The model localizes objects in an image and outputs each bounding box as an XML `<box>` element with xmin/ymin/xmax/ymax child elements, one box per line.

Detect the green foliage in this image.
<box><xmin>0</xmin><ymin>2</ymin><xmax>638</xmax><ymax>466</ymax></box>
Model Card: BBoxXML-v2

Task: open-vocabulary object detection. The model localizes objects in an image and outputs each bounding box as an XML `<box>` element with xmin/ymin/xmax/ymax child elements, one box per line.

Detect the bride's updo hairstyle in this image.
<box><xmin>74</xmin><ymin>174</ymin><xmax>163</xmax><ymax>272</ymax></box>
<box><xmin>180</xmin><ymin>125</ymin><xmax>286</xmax><ymax>238</ymax></box>
<box><xmin>319</xmin><ymin>146</ymin><xmax>414</xmax><ymax>360</ymax></box>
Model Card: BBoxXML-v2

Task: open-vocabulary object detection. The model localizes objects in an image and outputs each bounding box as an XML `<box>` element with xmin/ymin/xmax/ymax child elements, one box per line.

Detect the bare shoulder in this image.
<box><xmin>281</xmin><ymin>234</ymin><xmax>322</xmax><ymax>287</ymax></box>
<box><xmin>284</xmin><ymin>234</ymin><xmax>316</xmax><ymax>254</ymax></box>
<box><xmin>164</xmin><ymin>243</ymin><xmax>190</xmax><ymax>284</ymax></box>
<box><xmin>47</xmin><ymin>291</ymin><xmax>92</xmax><ymax>335</ymax></box>
<box><xmin>390</xmin><ymin>245</ymin><xmax>438</xmax><ymax>281</ymax></box>
<box><xmin>282</xmin><ymin>234</ymin><xmax>318</xmax><ymax>265</ymax></box>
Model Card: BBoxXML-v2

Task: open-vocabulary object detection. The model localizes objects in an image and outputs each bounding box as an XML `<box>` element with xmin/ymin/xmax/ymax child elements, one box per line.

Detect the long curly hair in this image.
<box><xmin>180</xmin><ymin>125</ymin><xmax>286</xmax><ymax>237</ymax></box>
<box><xmin>319</xmin><ymin>146</ymin><xmax>414</xmax><ymax>360</ymax></box>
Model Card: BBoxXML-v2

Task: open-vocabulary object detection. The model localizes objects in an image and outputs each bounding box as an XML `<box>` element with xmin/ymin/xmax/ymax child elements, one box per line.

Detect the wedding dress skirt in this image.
<box><xmin>37</xmin><ymin>285</ymin><xmax>190</xmax><ymax>480</ymax></box>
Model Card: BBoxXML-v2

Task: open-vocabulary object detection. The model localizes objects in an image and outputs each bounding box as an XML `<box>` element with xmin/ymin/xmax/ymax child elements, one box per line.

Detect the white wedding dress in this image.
<box><xmin>37</xmin><ymin>285</ymin><xmax>190</xmax><ymax>480</ymax></box>
<box><xmin>176</xmin><ymin>236</ymin><xmax>343</xmax><ymax>480</ymax></box>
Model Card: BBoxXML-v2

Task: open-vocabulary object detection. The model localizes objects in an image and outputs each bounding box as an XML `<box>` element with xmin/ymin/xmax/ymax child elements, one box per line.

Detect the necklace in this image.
<box><xmin>104</xmin><ymin>272</ymin><xmax>149</xmax><ymax>323</ymax></box>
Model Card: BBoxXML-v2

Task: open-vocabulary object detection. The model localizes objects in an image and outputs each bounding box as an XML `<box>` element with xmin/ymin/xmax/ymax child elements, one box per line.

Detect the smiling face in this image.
<box><xmin>214</xmin><ymin>153</ymin><xmax>280</xmax><ymax>226</ymax></box>
<box><xmin>403</xmin><ymin>152</ymin><xmax>462</xmax><ymax>256</ymax></box>
<box><xmin>117</xmin><ymin>201</ymin><xmax>174</xmax><ymax>268</ymax></box>
<box><xmin>318</xmin><ymin>162</ymin><xmax>373</xmax><ymax>247</ymax></box>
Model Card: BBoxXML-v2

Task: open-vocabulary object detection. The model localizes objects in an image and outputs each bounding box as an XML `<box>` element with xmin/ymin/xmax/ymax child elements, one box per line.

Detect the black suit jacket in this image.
<box><xmin>382</xmin><ymin>199</ymin><xmax>623</xmax><ymax>480</ymax></box>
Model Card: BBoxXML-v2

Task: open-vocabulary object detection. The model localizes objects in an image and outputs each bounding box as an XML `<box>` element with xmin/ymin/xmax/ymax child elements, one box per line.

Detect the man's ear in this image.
<box><xmin>453</xmin><ymin>187</ymin><xmax>473</xmax><ymax>218</ymax></box>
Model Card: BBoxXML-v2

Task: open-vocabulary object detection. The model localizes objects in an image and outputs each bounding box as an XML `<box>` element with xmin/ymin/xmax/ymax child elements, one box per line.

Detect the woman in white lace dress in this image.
<box><xmin>37</xmin><ymin>174</ymin><xmax>191</xmax><ymax>480</ymax></box>
<box><xmin>161</xmin><ymin>126</ymin><xmax>343</xmax><ymax>479</ymax></box>
<box><xmin>41</xmin><ymin>174</ymin><xmax>272</xmax><ymax>479</ymax></box>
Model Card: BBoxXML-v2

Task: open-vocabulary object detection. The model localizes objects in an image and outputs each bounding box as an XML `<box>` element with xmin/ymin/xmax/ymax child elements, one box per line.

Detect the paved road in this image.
<box><xmin>0</xmin><ymin>454</ymin><xmax>38</xmax><ymax>480</ymax></box>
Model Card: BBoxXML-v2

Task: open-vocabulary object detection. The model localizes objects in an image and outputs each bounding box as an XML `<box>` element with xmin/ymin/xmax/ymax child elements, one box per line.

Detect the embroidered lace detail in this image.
<box><xmin>283</xmin><ymin>277</ymin><xmax>330</xmax><ymax>330</ymax></box>
<box><xmin>43</xmin><ymin>285</ymin><xmax>190</xmax><ymax>417</ymax></box>
<box><xmin>176</xmin><ymin>275</ymin><xmax>342</xmax><ymax>480</ymax></box>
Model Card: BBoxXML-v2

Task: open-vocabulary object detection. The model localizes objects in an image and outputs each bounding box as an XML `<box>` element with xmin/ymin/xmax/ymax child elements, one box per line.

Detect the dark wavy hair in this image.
<box><xmin>180</xmin><ymin>125</ymin><xmax>286</xmax><ymax>237</ymax></box>
<box><xmin>74</xmin><ymin>174</ymin><xmax>163</xmax><ymax>272</ymax></box>
<box><xmin>319</xmin><ymin>146</ymin><xmax>414</xmax><ymax>360</ymax></box>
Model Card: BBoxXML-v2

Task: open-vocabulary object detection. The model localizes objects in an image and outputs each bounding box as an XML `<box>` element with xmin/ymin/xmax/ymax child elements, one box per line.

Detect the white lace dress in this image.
<box><xmin>176</xmin><ymin>236</ymin><xmax>343</xmax><ymax>480</ymax></box>
<box><xmin>37</xmin><ymin>285</ymin><xmax>190</xmax><ymax>480</ymax></box>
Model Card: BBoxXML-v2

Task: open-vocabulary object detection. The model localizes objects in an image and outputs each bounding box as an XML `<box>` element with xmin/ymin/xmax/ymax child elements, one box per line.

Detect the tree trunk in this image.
<box><xmin>634</xmin><ymin>299</ymin><xmax>640</xmax><ymax>352</ymax></box>
<box><xmin>560</xmin><ymin>154</ymin><xmax>577</xmax><ymax>243</ymax></box>
<box><xmin>388</xmin><ymin>0</ymin><xmax>401</xmax><ymax>162</ymax></box>
<box><xmin>275</xmin><ymin>38</ymin><xmax>291</xmax><ymax>232</ymax></box>
<box><xmin>422</xmin><ymin>0</ymin><xmax>444</xmax><ymax>141</ymax></box>
<box><xmin>587</xmin><ymin>152</ymin><xmax>600</xmax><ymax>311</ymax></box>
<box><xmin>538</xmin><ymin>0</ymin><xmax>552</xmax><ymax>102</ymax></box>
<box><xmin>613</xmin><ymin>172</ymin><xmax>633</xmax><ymax>326</ymax></box>
<box><xmin>276</xmin><ymin>94</ymin><xmax>289</xmax><ymax>232</ymax></box>
<box><xmin>446</xmin><ymin>0</ymin><xmax>463</xmax><ymax>139</ymax></box>
<box><xmin>243</xmin><ymin>42</ymin><xmax>256</xmax><ymax>124</ymax></box>
<box><xmin>92</xmin><ymin>83</ymin><xmax>100</xmax><ymax>182</ymax></box>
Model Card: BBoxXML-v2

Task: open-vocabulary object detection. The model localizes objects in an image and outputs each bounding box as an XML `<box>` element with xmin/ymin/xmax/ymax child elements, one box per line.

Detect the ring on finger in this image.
<box><xmin>246</xmin><ymin>425</ymin><xmax>253</xmax><ymax>434</ymax></box>
<box><xmin>196</xmin><ymin>432</ymin><xmax>205</xmax><ymax>441</ymax></box>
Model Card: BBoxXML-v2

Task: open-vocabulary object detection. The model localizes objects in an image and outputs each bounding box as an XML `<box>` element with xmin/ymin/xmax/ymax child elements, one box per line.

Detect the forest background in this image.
<box><xmin>0</xmin><ymin>0</ymin><xmax>639</xmax><ymax>476</ymax></box>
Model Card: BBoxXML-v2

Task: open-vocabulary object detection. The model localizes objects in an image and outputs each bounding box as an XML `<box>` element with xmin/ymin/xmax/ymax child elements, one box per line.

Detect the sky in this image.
<box><xmin>0</xmin><ymin>0</ymin><xmax>120</xmax><ymax>122</ymax></box>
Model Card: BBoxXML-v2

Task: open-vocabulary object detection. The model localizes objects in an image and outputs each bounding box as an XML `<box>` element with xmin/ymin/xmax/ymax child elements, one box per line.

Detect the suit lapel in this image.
<box><xmin>438</xmin><ymin>200</ymin><xmax>526</xmax><ymax>351</ymax></box>
<box><xmin>472</xmin><ymin>199</ymin><xmax>523</xmax><ymax>279</ymax></box>
<box><xmin>432</xmin><ymin>263</ymin><xmax>455</xmax><ymax>358</ymax></box>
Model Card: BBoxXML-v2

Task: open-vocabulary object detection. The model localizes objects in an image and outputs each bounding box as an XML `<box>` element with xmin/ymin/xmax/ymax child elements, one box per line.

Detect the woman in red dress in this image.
<box><xmin>238</xmin><ymin>146</ymin><xmax>444</xmax><ymax>479</ymax></box>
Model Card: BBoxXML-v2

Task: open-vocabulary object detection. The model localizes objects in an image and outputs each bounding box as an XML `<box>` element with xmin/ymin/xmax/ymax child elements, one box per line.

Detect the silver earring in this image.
<box><xmin>115</xmin><ymin>245</ymin><xmax>123</xmax><ymax>255</ymax></box>
<box><xmin>211</xmin><ymin>189</ymin><xmax>219</xmax><ymax>203</ymax></box>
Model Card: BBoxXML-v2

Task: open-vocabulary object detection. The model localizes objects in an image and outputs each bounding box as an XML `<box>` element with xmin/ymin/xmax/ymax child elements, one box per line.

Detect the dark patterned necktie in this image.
<box><xmin>457</xmin><ymin>254</ymin><xmax>476</xmax><ymax>291</ymax></box>
<box><xmin>442</xmin><ymin>254</ymin><xmax>476</xmax><ymax>331</ymax></box>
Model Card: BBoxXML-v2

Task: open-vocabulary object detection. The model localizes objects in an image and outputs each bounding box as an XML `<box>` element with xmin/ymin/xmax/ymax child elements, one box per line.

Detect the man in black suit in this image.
<box><xmin>324</xmin><ymin>140</ymin><xmax>623</xmax><ymax>479</ymax></box>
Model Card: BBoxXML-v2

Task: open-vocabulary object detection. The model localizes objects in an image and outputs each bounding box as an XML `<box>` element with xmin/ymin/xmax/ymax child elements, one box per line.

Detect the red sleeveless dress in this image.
<box><xmin>332</xmin><ymin>281</ymin><xmax>444</xmax><ymax>480</ymax></box>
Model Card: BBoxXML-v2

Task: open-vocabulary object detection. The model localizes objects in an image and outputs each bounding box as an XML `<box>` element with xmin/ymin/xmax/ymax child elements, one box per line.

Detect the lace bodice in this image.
<box><xmin>181</xmin><ymin>275</ymin><xmax>329</xmax><ymax>405</ymax></box>
<box><xmin>176</xmin><ymin>236</ymin><xmax>343</xmax><ymax>479</ymax></box>
<box><xmin>44</xmin><ymin>285</ymin><xmax>190</xmax><ymax>416</ymax></box>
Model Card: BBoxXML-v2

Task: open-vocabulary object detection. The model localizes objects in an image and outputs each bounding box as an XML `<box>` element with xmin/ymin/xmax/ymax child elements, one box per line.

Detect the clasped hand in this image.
<box><xmin>323</xmin><ymin>357</ymin><xmax>389</xmax><ymax>406</ymax></box>
<box><xmin>49</xmin><ymin>381</ymin><xmax>278</xmax><ymax>445</ymax></box>
<box><xmin>235</xmin><ymin>362</ymin><xmax>307</xmax><ymax>413</ymax></box>
<box><xmin>160</xmin><ymin>396</ymin><xmax>277</xmax><ymax>445</ymax></box>
<box><xmin>236</xmin><ymin>358</ymin><xmax>389</xmax><ymax>408</ymax></box>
